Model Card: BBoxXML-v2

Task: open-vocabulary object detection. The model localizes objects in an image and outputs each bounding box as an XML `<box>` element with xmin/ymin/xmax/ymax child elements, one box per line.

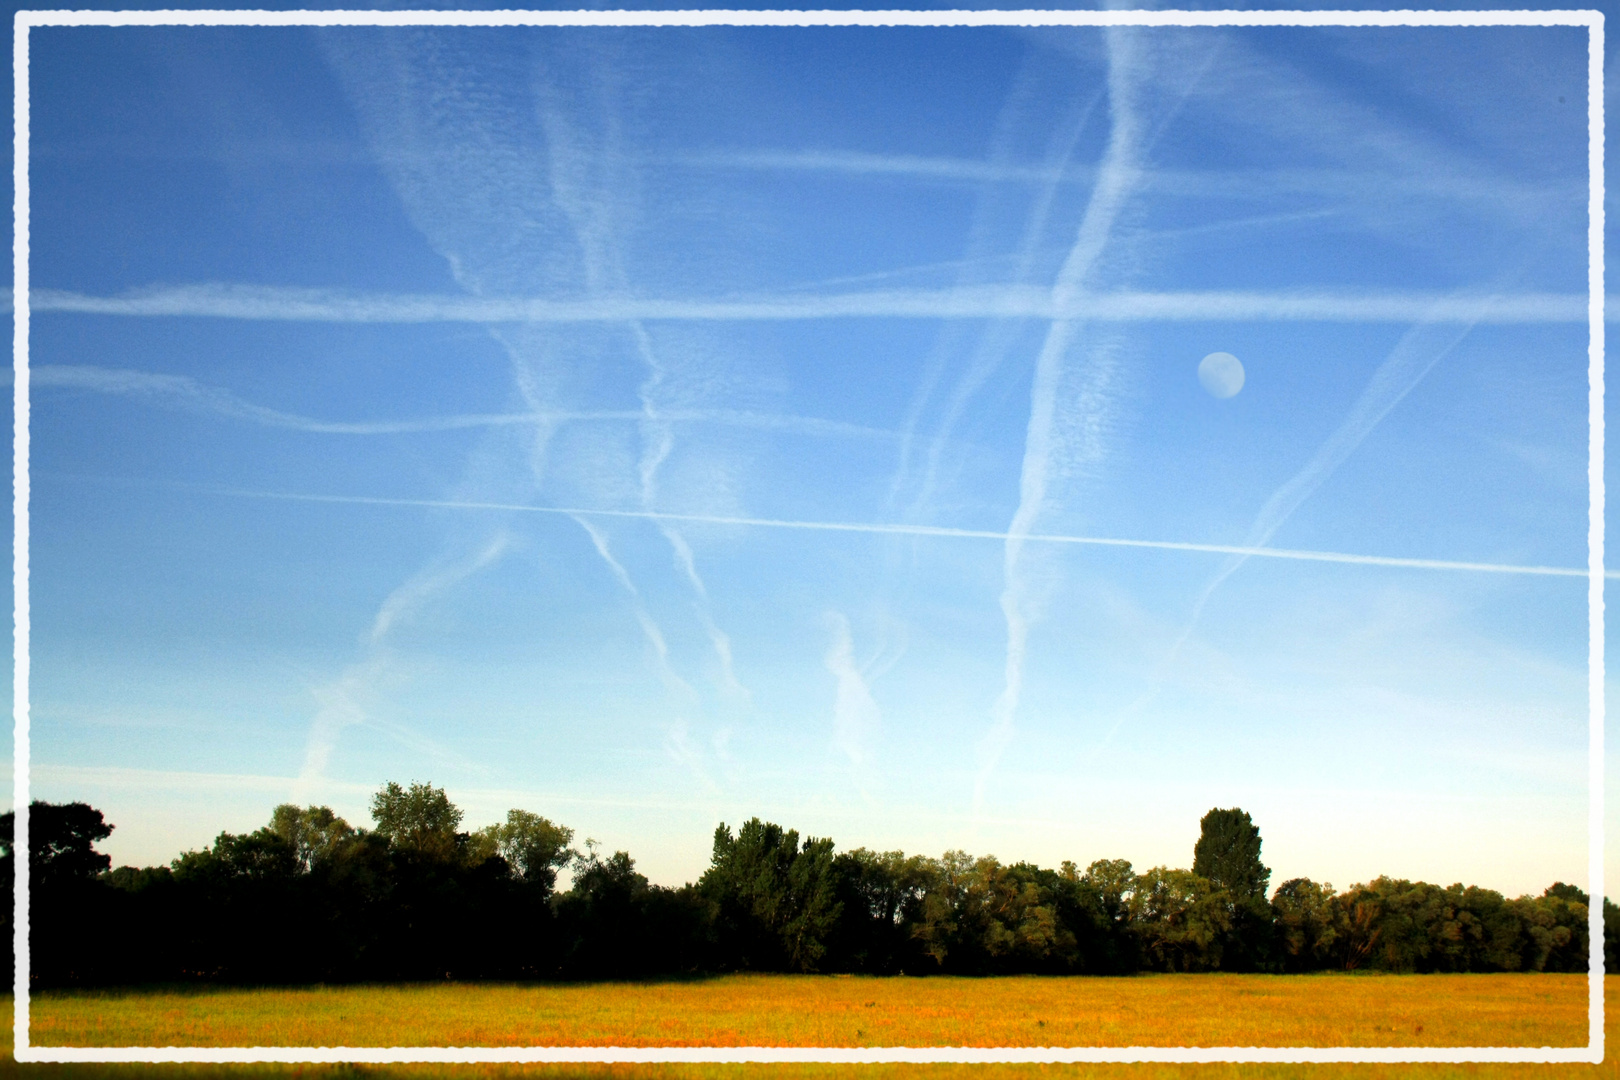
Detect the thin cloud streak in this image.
<box><xmin>532</xmin><ymin>81</ymin><xmax>748</xmax><ymax>705</ymax></box>
<box><xmin>1178</xmin><ymin>308</ymin><xmax>1500</xmax><ymax>636</ymax></box>
<box><xmin>677</xmin><ymin>148</ymin><xmax>1575</xmax><ymax>214</ymax></box>
<box><xmin>182</xmin><ymin>489</ymin><xmax>1606</xmax><ymax>577</ymax></box>
<box><xmin>824</xmin><ymin>612</ymin><xmax>882</xmax><ymax>770</ymax></box>
<box><xmin>891</xmin><ymin>62</ymin><xmax>1105</xmax><ymax>517</ymax></box>
<box><xmin>1081</xmin><ymin>297</ymin><xmax>1516</xmax><ymax>766</ymax></box>
<box><xmin>664</xmin><ymin>525</ymin><xmax>749</xmax><ymax>701</ymax></box>
<box><xmin>33</xmin><ymin>364</ymin><xmax>893</xmax><ymax>441</ymax></box>
<box><xmin>294</xmin><ymin>533</ymin><xmax>513</xmax><ymax>800</ymax></box>
<box><xmin>27</xmin><ymin>285</ymin><xmax>1591</xmax><ymax>324</ymax></box>
<box><xmin>572</xmin><ymin>515</ymin><xmax>696</xmax><ymax>698</ymax></box>
<box><xmin>369</xmin><ymin>533</ymin><xmax>512</xmax><ymax>644</ymax></box>
<box><xmin>978</xmin><ymin>23</ymin><xmax>1145</xmax><ymax>819</ymax></box>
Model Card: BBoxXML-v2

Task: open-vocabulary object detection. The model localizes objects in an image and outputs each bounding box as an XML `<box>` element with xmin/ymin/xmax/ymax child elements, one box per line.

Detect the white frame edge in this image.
<box><xmin>9</xmin><ymin>6</ymin><xmax>1606</xmax><ymax>1066</ymax></box>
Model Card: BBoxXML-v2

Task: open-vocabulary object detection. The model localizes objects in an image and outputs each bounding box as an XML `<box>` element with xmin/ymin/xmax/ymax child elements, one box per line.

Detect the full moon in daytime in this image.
<box><xmin>1198</xmin><ymin>351</ymin><xmax>1246</xmax><ymax>398</ymax></box>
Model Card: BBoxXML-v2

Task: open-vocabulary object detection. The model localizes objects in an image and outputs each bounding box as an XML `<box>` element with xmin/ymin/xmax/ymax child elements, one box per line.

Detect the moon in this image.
<box><xmin>1198</xmin><ymin>352</ymin><xmax>1245</xmax><ymax>399</ymax></box>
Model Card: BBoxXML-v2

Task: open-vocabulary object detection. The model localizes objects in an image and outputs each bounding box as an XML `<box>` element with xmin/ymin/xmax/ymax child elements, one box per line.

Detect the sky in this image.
<box><xmin>11</xmin><ymin>6</ymin><xmax>1611</xmax><ymax>899</ymax></box>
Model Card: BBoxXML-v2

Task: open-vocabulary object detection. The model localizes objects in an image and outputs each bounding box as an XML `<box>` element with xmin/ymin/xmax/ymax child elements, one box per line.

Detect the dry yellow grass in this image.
<box><xmin>24</xmin><ymin>973</ymin><xmax>1593</xmax><ymax>1049</ymax></box>
<box><xmin>2</xmin><ymin>976</ymin><xmax>1615</xmax><ymax>1080</ymax></box>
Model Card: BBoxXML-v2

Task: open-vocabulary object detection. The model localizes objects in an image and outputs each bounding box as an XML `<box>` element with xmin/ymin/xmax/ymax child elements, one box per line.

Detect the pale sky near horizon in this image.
<box><xmin>9</xmin><ymin>4</ymin><xmax>1615</xmax><ymax>899</ymax></box>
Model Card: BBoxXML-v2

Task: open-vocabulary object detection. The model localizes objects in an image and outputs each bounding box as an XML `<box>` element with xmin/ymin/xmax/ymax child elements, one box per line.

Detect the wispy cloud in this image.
<box><xmin>186</xmin><ymin>484</ymin><xmax>1606</xmax><ymax>581</ymax></box>
<box><xmin>977</xmin><ymin>24</ymin><xmax>1145</xmax><ymax>819</ymax></box>
<box><xmin>534</xmin><ymin>76</ymin><xmax>749</xmax><ymax>705</ymax></box>
<box><xmin>888</xmin><ymin>55</ymin><xmax>1107</xmax><ymax>517</ymax></box>
<box><xmin>627</xmin><ymin>322</ymin><xmax>747</xmax><ymax>704</ymax></box>
<box><xmin>369</xmin><ymin>534</ymin><xmax>512</xmax><ymax>644</ymax></box>
<box><xmin>27</xmin><ymin>284</ymin><xmax>1590</xmax><ymax>323</ymax></box>
<box><xmin>823</xmin><ymin>612</ymin><xmax>882</xmax><ymax>771</ymax></box>
<box><xmin>293</xmin><ymin>658</ymin><xmax>381</xmax><ymax>803</ymax></box>
<box><xmin>571</xmin><ymin>514</ymin><xmax>695</xmax><ymax>698</ymax></box>
<box><xmin>664</xmin><ymin>719</ymin><xmax>721</xmax><ymax>795</ymax></box>
<box><xmin>678</xmin><ymin>147</ymin><xmax>1087</xmax><ymax>185</ymax></box>
<box><xmin>1181</xmin><ymin>303</ymin><xmax>1506</xmax><ymax>633</ymax></box>
<box><xmin>663</xmin><ymin>525</ymin><xmax>748</xmax><ymax>700</ymax></box>
<box><xmin>1082</xmin><ymin>294</ymin><xmax>1520</xmax><ymax>765</ymax></box>
<box><xmin>32</xmin><ymin>363</ymin><xmax>894</xmax><ymax>442</ymax></box>
<box><xmin>294</xmin><ymin>533</ymin><xmax>512</xmax><ymax>799</ymax></box>
<box><xmin>675</xmin><ymin>148</ymin><xmax>1575</xmax><ymax>220</ymax></box>
<box><xmin>310</xmin><ymin>29</ymin><xmax>748</xmax><ymax>793</ymax></box>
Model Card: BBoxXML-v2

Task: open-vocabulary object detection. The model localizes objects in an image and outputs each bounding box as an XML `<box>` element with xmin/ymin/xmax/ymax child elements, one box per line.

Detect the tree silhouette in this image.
<box><xmin>370</xmin><ymin>781</ymin><xmax>463</xmax><ymax>861</ymax></box>
<box><xmin>28</xmin><ymin>802</ymin><xmax>113</xmax><ymax>886</ymax></box>
<box><xmin>472</xmin><ymin>809</ymin><xmax>576</xmax><ymax>894</ymax></box>
<box><xmin>1192</xmin><ymin>807</ymin><xmax>1270</xmax><ymax>902</ymax></box>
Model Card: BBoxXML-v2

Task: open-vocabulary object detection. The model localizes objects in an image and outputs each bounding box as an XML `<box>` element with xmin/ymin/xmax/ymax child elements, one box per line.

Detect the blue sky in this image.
<box><xmin>14</xmin><ymin>9</ymin><xmax>1609</xmax><ymax>897</ymax></box>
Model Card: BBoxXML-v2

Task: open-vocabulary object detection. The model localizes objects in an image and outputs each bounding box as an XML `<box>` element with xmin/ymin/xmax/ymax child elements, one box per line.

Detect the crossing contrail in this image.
<box><xmin>192</xmin><ymin>484</ymin><xmax>1608</xmax><ymax>580</ymax></box>
<box><xmin>22</xmin><ymin>284</ymin><xmax>1592</xmax><ymax>324</ymax></box>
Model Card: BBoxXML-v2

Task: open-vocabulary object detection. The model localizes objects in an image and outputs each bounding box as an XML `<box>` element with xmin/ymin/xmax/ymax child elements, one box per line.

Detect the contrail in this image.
<box><xmin>677</xmin><ymin>147</ymin><xmax>1083</xmax><ymax>184</ymax></box>
<box><xmin>572</xmin><ymin>514</ymin><xmax>696</xmax><ymax>698</ymax></box>
<box><xmin>534</xmin><ymin>78</ymin><xmax>749</xmax><ymax>705</ymax></box>
<box><xmin>25</xmin><ymin>284</ymin><xmax>1591</xmax><ymax>324</ymax></box>
<box><xmin>676</xmin><ymin>149</ymin><xmax>1572</xmax><ymax>216</ymax></box>
<box><xmin>32</xmin><ymin>363</ymin><xmax>896</xmax><ymax>441</ymax></box>
<box><xmin>368</xmin><ymin>533</ymin><xmax>512</xmax><ymax>645</ymax></box>
<box><xmin>894</xmin><ymin>62</ymin><xmax>1106</xmax><ymax>517</ymax></box>
<box><xmin>185</xmin><ymin>485</ymin><xmax>1607</xmax><ymax>580</ymax></box>
<box><xmin>824</xmin><ymin>611</ymin><xmax>882</xmax><ymax>771</ymax></box>
<box><xmin>977</xmin><ymin>21</ymin><xmax>1147</xmax><ymax>822</ymax></box>
<box><xmin>1080</xmin><ymin>290</ymin><xmax>1543</xmax><ymax>767</ymax></box>
<box><xmin>1171</xmin><ymin>290</ymin><xmax>1527</xmax><ymax>649</ymax></box>
<box><xmin>293</xmin><ymin>532</ymin><xmax>513</xmax><ymax>800</ymax></box>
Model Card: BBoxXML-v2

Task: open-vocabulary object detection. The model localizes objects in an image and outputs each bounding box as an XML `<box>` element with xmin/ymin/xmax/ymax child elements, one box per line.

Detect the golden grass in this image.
<box><xmin>25</xmin><ymin>973</ymin><xmax>1593</xmax><ymax>1049</ymax></box>
<box><xmin>2</xmin><ymin>975</ymin><xmax>1615</xmax><ymax>1080</ymax></box>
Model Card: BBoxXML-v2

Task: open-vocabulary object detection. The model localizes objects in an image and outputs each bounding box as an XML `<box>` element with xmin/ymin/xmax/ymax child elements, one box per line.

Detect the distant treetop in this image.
<box><xmin>1192</xmin><ymin>807</ymin><xmax>1270</xmax><ymax>903</ymax></box>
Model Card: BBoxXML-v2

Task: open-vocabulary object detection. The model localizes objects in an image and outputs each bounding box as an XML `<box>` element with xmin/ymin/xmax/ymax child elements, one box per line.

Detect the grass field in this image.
<box><xmin>3</xmin><ymin>975</ymin><xmax>1615</xmax><ymax>1080</ymax></box>
<box><xmin>24</xmin><ymin>973</ymin><xmax>1596</xmax><ymax>1048</ymax></box>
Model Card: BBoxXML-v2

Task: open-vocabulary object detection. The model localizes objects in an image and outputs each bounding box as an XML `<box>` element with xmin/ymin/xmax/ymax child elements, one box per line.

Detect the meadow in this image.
<box><xmin>22</xmin><ymin>973</ymin><xmax>1594</xmax><ymax>1049</ymax></box>
<box><xmin>2</xmin><ymin>974</ymin><xmax>1614</xmax><ymax>1079</ymax></box>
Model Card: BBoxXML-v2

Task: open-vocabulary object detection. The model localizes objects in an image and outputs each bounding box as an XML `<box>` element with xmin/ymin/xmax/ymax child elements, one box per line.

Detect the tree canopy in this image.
<box><xmin>369</xmin><ymin>780</ymin><xmax>463</xmax><ymax>861</ymax></box>
<box><xmin>472</xmin><ymin>809</ymin><xmax>575</xmax><ymax>893</ymax></box>
<box><xmin>1192</xmin><ymin>806</ymin><xmax>1271</xmax><ymax>903</ymax></box>
<box><xmin>7</xmin><ymin>789</ymin><xmax>1608</xmax><ymax>988</ymax></box>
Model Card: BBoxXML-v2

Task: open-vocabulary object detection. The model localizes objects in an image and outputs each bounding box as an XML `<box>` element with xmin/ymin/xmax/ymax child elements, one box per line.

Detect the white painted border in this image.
<box><xmin>9</xmin><ymin>7</ymin><xmax>1606</xmax><ymax>1066</ymax></box>
<box><xmin>5</xmin><ymin>7</ymin><xmax>1610</xmax><ymax>23</ymax></box>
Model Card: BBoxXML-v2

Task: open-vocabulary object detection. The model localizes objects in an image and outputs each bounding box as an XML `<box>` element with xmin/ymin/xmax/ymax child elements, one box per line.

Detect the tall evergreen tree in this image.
<box><xmin>1192</xmin><ymin>807</ymin><xmax>1275</xmax><ymax>971</ymax></box>
<box><xmin>1192</xmin><ymin>807</ymin><xmax>1270</xmax><ymax>901</ymax></box>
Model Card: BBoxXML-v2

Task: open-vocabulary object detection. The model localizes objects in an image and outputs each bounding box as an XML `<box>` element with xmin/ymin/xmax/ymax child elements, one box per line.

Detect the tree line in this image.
<box><xmin>4</xmin><ymin>786</ymin><xmax>1610</xmax><ymax>985</ymax></box>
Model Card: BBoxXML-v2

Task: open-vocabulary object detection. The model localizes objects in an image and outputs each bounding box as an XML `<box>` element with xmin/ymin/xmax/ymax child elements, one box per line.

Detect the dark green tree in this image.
<box><xmin>370</xmin><ymin>781</ymin><xmax>463</xmax><ymax>861</ymax></box>
<box><xmin>1513</xmin><ymin>888</ymin><xmax>1588</xmax><ymax>972</ymax></box>
<box><xmin>826</xmin><ymin>848</ymin><xmax>931</xmax><ymax>973</ymax></box>
<box><xmin>1546</xmin><ymin>881</ymin><xmax>1589</xmax><ymax>905</ymax></box>
<box><xmin>6</xmin><ymin>802</ymin><xmax>113</xmax><ymax>885</ymax></box>
<box><xmin>1192</xmin><ymin>807</ymin><xmax>1269</xmax><ymax>901</ymax></box>
<box><xmin>173</xmin><ymin>829</ymin><xmax>299</xmax><ymax>884</ymax></box>
<box><xmin>700</xmin><ymin>818</ymin><xmax>842</xmax><ymax>972</ymax></box>
<box><xmin>1271</xmin><ymin>878</ymin><xmax>1340</xmax><ymax>972</ymax></box>
<box><xmin>472</xmin><ymin>809</ymin><xmax>576</xmax><ymax>894</ymax></box>
<box><xmin>555</xmin><ymin>849</ymin><xmax>711</xmax><ymax>978</ymax></box>
<box><xmin>1606</xmin><ymin>897</ymin><xmax>1619</xmax><ymax>974</ymax></box>
<box><xmin>907</xmin><ymin>853</ymin><xmax>1074</xmax><ymax>974</ymax></box>
<box><xmin>1191</xmin><ymin>808</ymin><xmax>1274</xmax><ymax>970</ymax></box>
<box><xmin>1075</xmin><ymin>858</ymin><xmax>1140</xmax><ymax>973</ymax></box>
<box><xmin>1</xmin><ymin>802</ymin><xmax>117</xmax><ymax>986</ymax></box>
<box><xmin>268</xmin><ymin>804</ymin><xmax>355</xmax><ymax>872</ymax></box>
<box><xmin>1127</xmin><ymin>867</ymin><xmax>1232</xmax><ymax>972</ymax></box>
